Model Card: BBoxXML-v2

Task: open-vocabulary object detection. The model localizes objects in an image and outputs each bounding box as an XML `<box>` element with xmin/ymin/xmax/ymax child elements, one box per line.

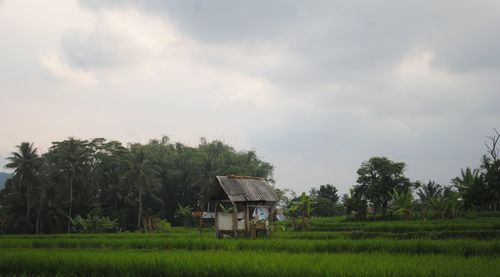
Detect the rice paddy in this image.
<box><xmin>1</xmin><ymin>217</ymin><xmax>499</xmax><ymax>276</ymax></box>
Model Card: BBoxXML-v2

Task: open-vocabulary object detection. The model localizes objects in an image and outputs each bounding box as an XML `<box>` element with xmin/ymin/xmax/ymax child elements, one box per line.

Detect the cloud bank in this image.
<box><xmin>0</xmin><ymin>0</ymin><xmax>499</xmax><ymax>193</ymax></box>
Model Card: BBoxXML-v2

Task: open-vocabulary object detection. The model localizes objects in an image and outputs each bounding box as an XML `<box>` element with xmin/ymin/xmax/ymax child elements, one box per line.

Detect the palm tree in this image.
<box><xmin>442</xmin><ymin>185</ymin><xmax>460</xmax><ymax>218</ymax></box>
<box><xmin>5</xmin><ymin>142</ymin><xmax>40</xmax><ymax>230</ymax></box>
<box><xmin>390</xmin><ymin>189</ymin><xmax>414</xmax><ymax>219</ymax></box>
<box><xmin>342</xmin><ymin>189</ymin><xmax>368</xmax><ymax>220</ymax></box>
<box><xmin>50</xmin><ymin>138</ymin><xmax>91</xmax><ymax>233</ymax></box>
<box><xmin>127</xmin><ymin>146</ymin><xmax>158</xmax><ymax>230</ymax></box>
<box><xmin>452</xmin><ymin>168</ymin><xmax>487</xmax><ymax>210</ymax></box>
<box><xmin>428</xmin><ymin>195</ymin><xmax>448</xmax><ymax>219</ymax></box>
<box><xmin>417</xmin><ymin>181</ymin><xmax>442</xmax><ymax>205</ymax></box>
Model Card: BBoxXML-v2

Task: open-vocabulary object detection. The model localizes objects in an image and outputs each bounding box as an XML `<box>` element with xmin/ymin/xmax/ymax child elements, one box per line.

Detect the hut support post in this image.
<box><xmin>245</xmin><ymin>203</ymin><xmax>249</xmax><ymax>236</ymax></box>
<box><xmin>231</xmin><ymin>200</ymin><xmax>238</xmax><ymax>237</ymax></box>
<box><xmin>214</xmin><ymin>201</ymin><xmax>219</xmax><ymax>238</ymax></box>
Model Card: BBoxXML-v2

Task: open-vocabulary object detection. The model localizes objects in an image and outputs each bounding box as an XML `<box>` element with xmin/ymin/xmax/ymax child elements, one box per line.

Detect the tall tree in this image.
<box><xmin>1</xmin><ymin>137</ymin><xmax>275</xmax><ymax>234</ymax></box>
<box><xmin>5</xmin><ymin>142</ymin><xmax>40</xmax><ymax>231</ymax></box>
<box><xmin>310</xmin><ymin>184</ymin><xmax>340</xmax><ymax>216</ymax></box>
<box><xmin>482</xmin><ymin>128</ymin><xmax>500</xmax><ymax>210</ymax></box>
<box><xmin>127</xmin><ymin>146</ymin><xmax>159</xmax><ymax>230</ymax></box>
<box><xmin>50</xmin><ymin>138</ymin><xmax>92</xmax><ymax>233</ymax></box>
<box><xmin>317</xmin><ymin>184</ymin><xmax>339</xmax><ymax>204</ymax></box>
<box><xmin>355</xmin><ymin>157</ymin><xmax>411</xmax><ymax>217</ymax></box>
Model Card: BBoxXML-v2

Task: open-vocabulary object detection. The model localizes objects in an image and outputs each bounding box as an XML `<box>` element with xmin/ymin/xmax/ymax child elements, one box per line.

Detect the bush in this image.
<box><xmin>71</xmin><ymin>212</ymin><xmax>118</xmax><ymax>233</ymax></box>
<box><xmin>158</xmin><ymin>220</ymin><xmax>172</xmax><ymax>232</ymax></box>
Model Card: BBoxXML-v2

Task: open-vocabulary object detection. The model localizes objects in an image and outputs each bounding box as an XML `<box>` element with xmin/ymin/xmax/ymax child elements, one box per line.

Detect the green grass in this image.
<box><xmin>0</xmin><ymin>249</ymin><xmax>498</xmax><ymax>277</ymax></box>
<box><xmin>304</xmin><ymin>217</ymin><xmax>500</xmax><ymax>232</ymax></box>
<box><xmin>0</xmin><ymin>235</ymin><xmax>499</xmax><ymax>256</ymax></box>
<box><xmin>276</xmin><ymin>230</ymin><xmax>500</xmax><ymax>240</ymax></box>
<box><xmin>1</xmin><ymin>217</ymin><xmax>499</xmax><ymax>276</ymax></box>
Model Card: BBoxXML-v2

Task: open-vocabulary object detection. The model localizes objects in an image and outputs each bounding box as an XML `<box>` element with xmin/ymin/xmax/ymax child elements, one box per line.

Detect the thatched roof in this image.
<box><xmin>215</xmin><ymin>175</ymin><xmax>278</xmax><ymax>203</ymax></box>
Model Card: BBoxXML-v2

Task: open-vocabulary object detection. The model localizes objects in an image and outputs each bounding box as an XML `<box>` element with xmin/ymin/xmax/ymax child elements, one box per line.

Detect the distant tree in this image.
<box><xmin>4</xmin><ymin>142</ymin><xmax>41</xmax><ymax>232</ymax></box>
<box><xmin>417</xmin><ymin>181</ymin><xmax>442</xmax><ymax>206</ymax></box>
<box><xmin>309</xmin><ymin>187</ymin><xmax>318</xmax><ymax>198</ymax></box>
<box><xmin>0</xmin><ymin>172</ymin><xmax>12</xmax><ymax>190</ymax></box>
<box><xmin>0</xmin><ymin>178</ymin><xmax>29</xmax><ymax>232</ymax></box>
<box><xmin>311</xmin><ymin>197</ymin><xmax>336</xmax><ymax>217</ymax></box>
<box><xmin>309</xmin><ymin>184</ymin><xmax>340</xmax><ymax>216</ymax></box>
<box><xmin>485</xmin><ymin>128</ymin><xmax>499</xmax><ymax>161</ymax></box>
<box><xmin>355</xmin><ymin>157</ymin><xmax>411</xmax><ymax>217</ymax></box>
<box><xmin>342</xmin><ymin>188</ymin><xmax>368</xmax><ymax>220</ymax></box>
<box><xmin>482</xmin><ymin>128</ymin><xmax>500</xmax><ymax>210</ymax></box>
<box><xmin>317</xmin><ymin>184</ymin><xmax>339</xmax><ymax>204</ymax></box>
<box><xmin>49</xmin><ymin>138</ymin><xmax>93</xmax><ymax>233</ymax></box>
<box><xmin>442</xmin><ymin>185</ymin><xmax>460</xmax><ymax>218</ymax></box>
<box><xmin>452</xmin><ymin>168</ymin><xmax>488</xmax><ymax>211</ymax></box>
<box><xmin>274</xmin><ymin>188</ymin><xmax>295</xmax><ymax>208</ymax></box>
<box><xmin>1</xmin><ymin>137</ymin><xmax>274</xmax><ymax>234</ymax></box>
<box><xmin>389</xmin><ymin>189</ymin><xmax>414</xmax><ymax>219</ymax></box>
<box><xmin>288</xmin><ymin>193</ymin><xmax>314</xmax><ymax>229</ymax></box>
<box><xmin>127</xmin><ymin>146</ymin><xmax>159</xmax><ymax>230</ymax></box>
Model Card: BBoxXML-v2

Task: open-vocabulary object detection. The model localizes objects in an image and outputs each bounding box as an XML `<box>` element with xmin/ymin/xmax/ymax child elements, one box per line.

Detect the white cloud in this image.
<box><xmin>39</xmin><ymin>52</ymin><xmax>97</xmax><ymax>85</ymax></box>
<box><xmin>58</xmin><ymin>8</ymin><xmax>180</xmax><ymax>70</ymax></box>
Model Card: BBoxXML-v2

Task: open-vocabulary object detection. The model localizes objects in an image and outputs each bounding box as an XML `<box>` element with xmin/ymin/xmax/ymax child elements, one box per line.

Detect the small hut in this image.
<box><xmin>206</xmin><ymin>175</ymin><xmax>278</xmax><ymax>238</ymax></box>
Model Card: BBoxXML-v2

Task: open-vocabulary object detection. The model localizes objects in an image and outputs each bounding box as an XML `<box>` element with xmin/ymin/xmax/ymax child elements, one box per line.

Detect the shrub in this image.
<box><xmin>158</xmin><ymin>220</ymin><xmax>172</xmax><ymax>232</ymax></box>
<box><xmin>71</xmin><ymin>212</ymin><xmax>118</xmax><ymax>233</ymax></box>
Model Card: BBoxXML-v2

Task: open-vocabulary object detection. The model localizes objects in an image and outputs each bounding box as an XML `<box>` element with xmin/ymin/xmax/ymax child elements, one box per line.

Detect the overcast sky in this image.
<box><xmin>1</xmin><ymin>0</ymin><xmax>499</xmax><ymax>194</ymax></box>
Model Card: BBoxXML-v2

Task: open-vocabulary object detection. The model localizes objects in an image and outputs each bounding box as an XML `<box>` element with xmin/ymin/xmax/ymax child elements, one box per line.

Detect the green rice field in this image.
<box><xmin>1</xmin><ymin>217</ymin><xmax>499</xmax><ymax>276</ymax></box>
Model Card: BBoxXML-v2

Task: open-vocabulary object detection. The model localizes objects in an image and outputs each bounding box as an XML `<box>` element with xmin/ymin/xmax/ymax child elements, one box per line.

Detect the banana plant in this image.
<box><xmin>288</xmin><ymin>193</ymin><xmax>315</xmax><ymax>229</ymax></box>
<box><xmin>218</xmin><ymin>203</ymin><xmax>234</xmax><ymax>214</ymax></box>
<box><xmin>175</xmin><ymin>203</ymin><xmax>193</xmax><ymax>227</ymax></box>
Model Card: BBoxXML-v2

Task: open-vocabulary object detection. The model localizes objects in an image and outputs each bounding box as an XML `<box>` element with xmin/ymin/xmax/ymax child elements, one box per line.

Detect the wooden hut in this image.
<box><xmin>207</xmin><ymin>175</ymin><xmax>278</xmax><ymax>238</ymax></box>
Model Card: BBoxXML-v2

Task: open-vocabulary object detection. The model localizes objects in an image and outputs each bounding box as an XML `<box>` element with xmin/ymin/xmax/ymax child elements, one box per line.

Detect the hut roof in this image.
<box><xmin>215</xmin><ymin>175</ymin><xmax>278</xmax><ymax>203</ymax></box>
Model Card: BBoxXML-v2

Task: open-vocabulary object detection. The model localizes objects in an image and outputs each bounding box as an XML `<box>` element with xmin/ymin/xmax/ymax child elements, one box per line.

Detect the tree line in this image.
<box><xmin>0</xmin><ymin>137</ymin><xmax>273</xmax><ymax>234</ymax></box>
<box><xmin>284</xmin><ymin>129</ymin><xmax>500</xmax><ymax>224</ymax></box>
<box><xmin>1</xmin><ymin>129</ymin><xmax>499</xmax><ymax>233</ymax></box>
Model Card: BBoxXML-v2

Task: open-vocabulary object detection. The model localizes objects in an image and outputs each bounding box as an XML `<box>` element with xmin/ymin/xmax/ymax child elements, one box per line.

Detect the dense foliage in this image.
<box><xmin>0</xmin><ymin>172</ymin><xmax>10</xmax><ymax>190</ymax></box>
<box><xmin>0</xmin><ymin>137</ymin><xmax>273</xmax><ymax>234</ymax></box>
<box><xmin>1</xmin><ymin>129</ymin><xmax>499</xmax><ymax>234</ymax></box>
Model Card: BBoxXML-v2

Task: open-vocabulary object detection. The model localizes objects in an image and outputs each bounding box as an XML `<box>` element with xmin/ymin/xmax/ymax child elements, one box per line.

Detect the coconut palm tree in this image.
<box><xmin>5</xmin><ymin>142</ymin><xmax>40</xmax><ymax>230</ymax></box>
<box><xmin>50</xmin><ymin>138</ymin><xmax>92</xmax><ymax>233</ymax></box>
<box><xmin>127</xmin><ymin>146</ymin><xmax>159</xmax><ymax>230</ymax></box>
<box><xmin>442</xmin><ymin>185</ymin><xmax>460</xmax><ymax>218</ymax></box>
<box><xmin>417</xmin><ymin>181</ymin><xmax>442</xmax><ymax>206</ymax></box>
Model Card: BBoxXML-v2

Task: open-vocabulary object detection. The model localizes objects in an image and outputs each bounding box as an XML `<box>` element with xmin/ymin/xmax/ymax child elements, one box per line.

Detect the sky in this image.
<box><xmin>1</xmin><ymin>0</ymin><xmax>499</xmax><ymax>194</ymax></box>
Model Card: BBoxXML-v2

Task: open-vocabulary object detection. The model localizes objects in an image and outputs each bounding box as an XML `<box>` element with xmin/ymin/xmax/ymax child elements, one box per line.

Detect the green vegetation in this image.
<box><xmin>1</xmin><ymin>249</ymin><xmax>498</xmax><ymax>277</ymax></box>
<box><xmin>0</xmin><ymin>217</ymin><xmax>498</xmax><ymax>275</ymax></box>
<box><xmin>0</xmin><ymin>172</ymin><xmax>10</xmax><ymax>190</ymax></box>
<box><xmin>0</xmin><ymin>137</ymin><xmax>273</xmax><ymax>234</ymax></box>
<box><xmin>0</xmin><ymin>131</ymin><xmax>499</xmax><ymax>275</ymax></box>
<box><xmin>1</xmin><ymin>235</ymin><xmax>499</xmax><ymax>256</ymax></box>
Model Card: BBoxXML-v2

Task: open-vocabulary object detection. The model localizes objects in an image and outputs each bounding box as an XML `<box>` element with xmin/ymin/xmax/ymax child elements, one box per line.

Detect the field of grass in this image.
<box><xmin>0</xmin><ymin>249</ymin><xmax>498</xmax><ymax>276</ymax></box>
<box><xmin>0</xmin><ymin>216</ymin><xmax>499</xmax><ymax>276</ymax></box>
